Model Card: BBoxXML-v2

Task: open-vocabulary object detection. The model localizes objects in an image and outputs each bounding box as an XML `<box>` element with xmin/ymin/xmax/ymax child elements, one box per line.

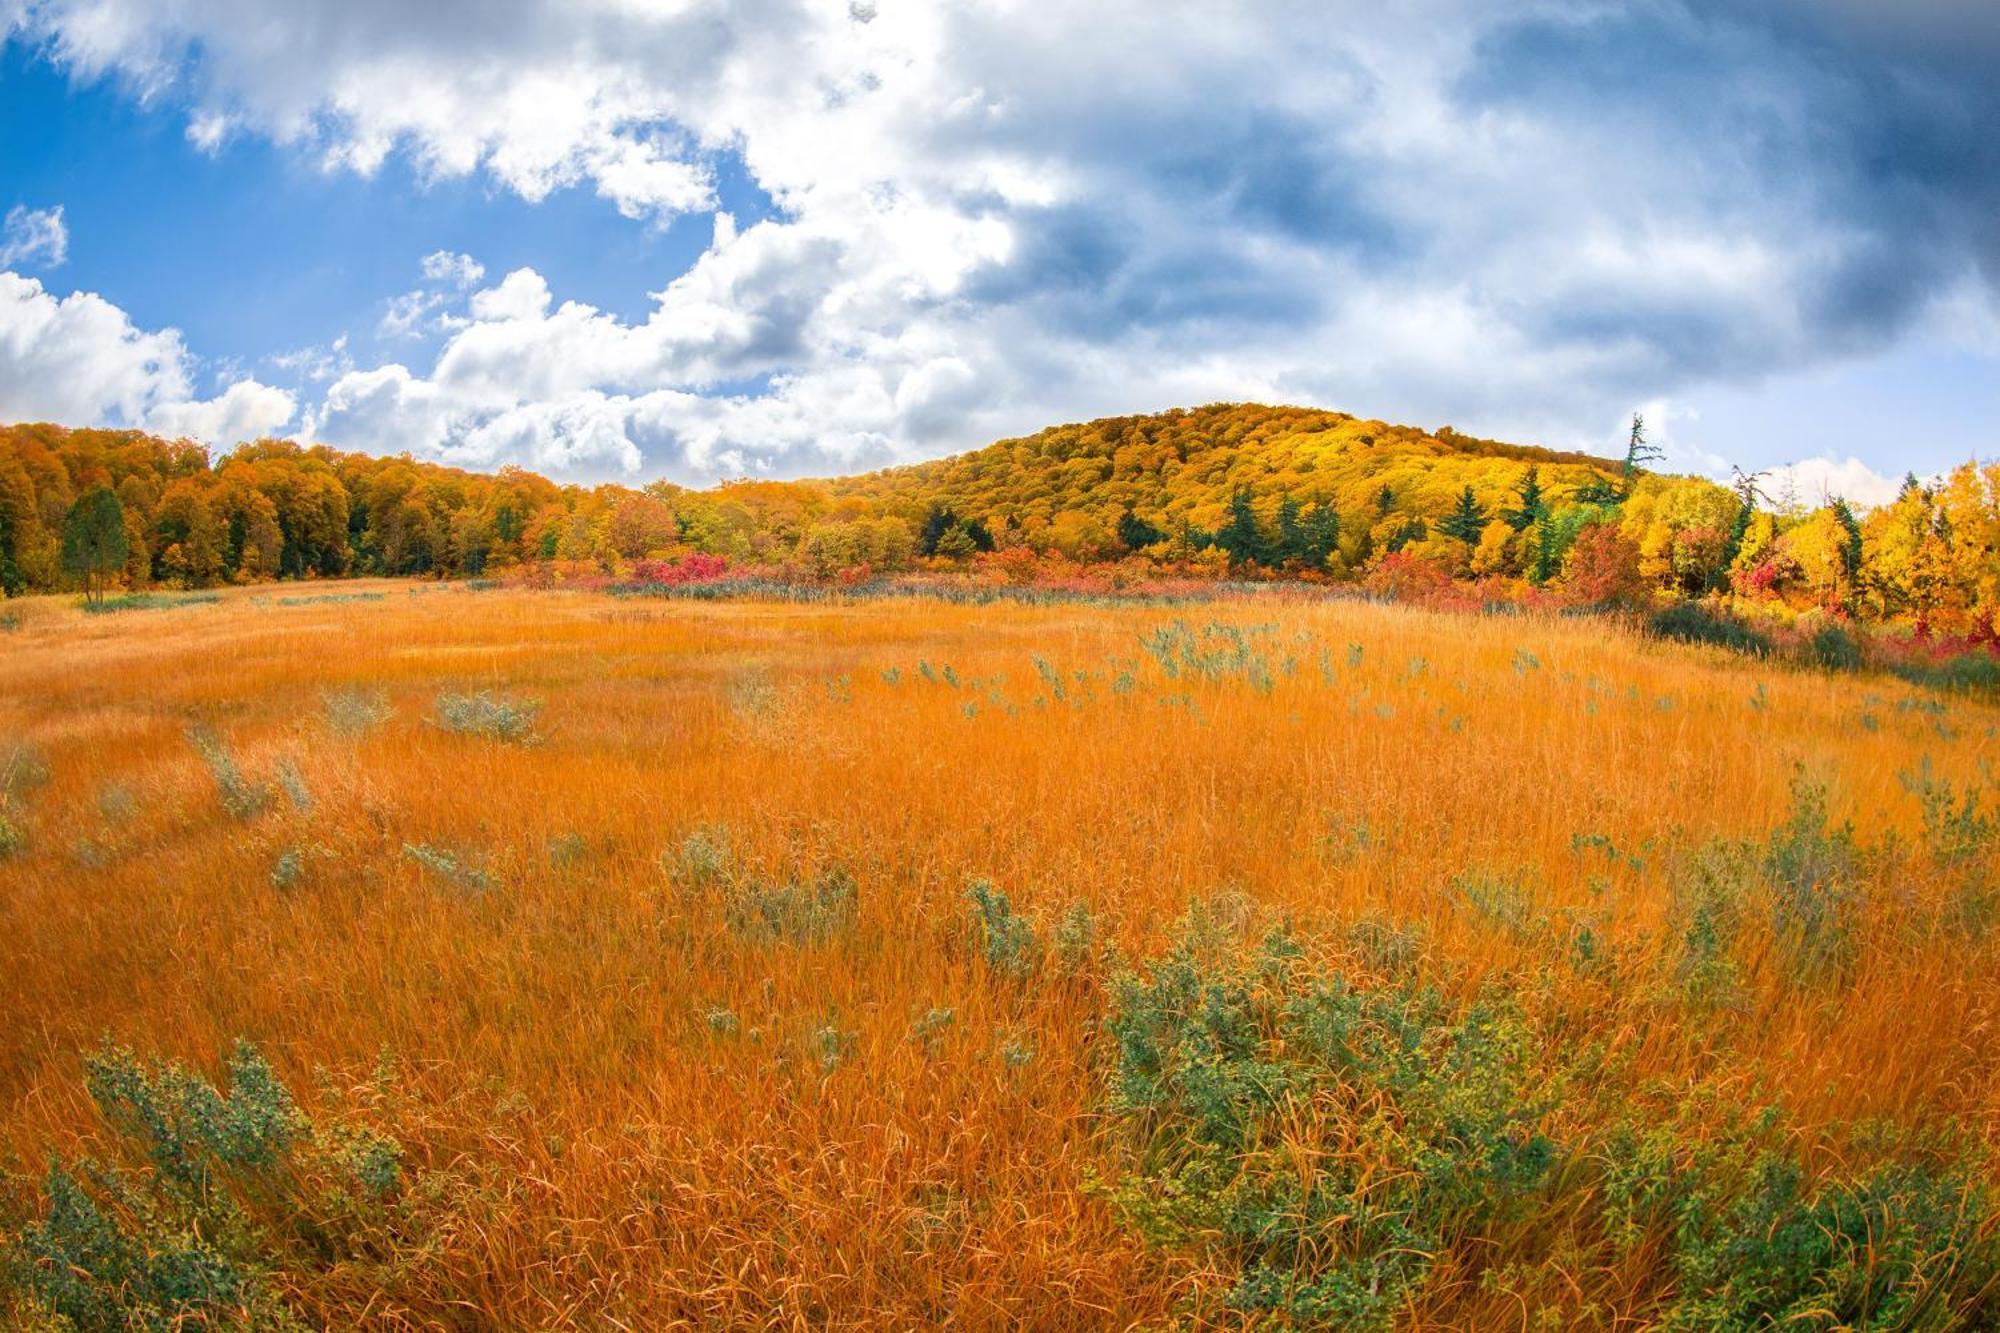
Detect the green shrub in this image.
<box><xmin>1647</xmin><ymin>603</ymin><xmax>1772</xmax><ymax>657</ymax></box>
<box><xmin>0</xmin><ymin>741</ymin><xmax>48</xmax><ymax>803</ymax></box>
<box><xmin>187</xmin><ymin>727</ymin><xmax>269</xmax><ymax>820</ymax></box>
<box><xmin>1098</xmin><ymin>904</ymin><xmax>1555</xmax><ymax>1328</ymax></box>
<box><xmin>1098</xmin><ymin>905</ymin><xmax>2000</xmax><ymax>1328</ymax></box>
<box><xmin>1</xmin><ymin>1041</ymin><xmax>401</xmax><ymax>1330</ymax></box>
<box><xmin>966</xmin><ymin>879</ymin><xmax>1040</xmax><ymax>977</ymax></box>
<box><xmin>322</xmin><ymin>686</ymin><xmax>393</xmax><ymax>736</ymax></box>
<box><xmin>725</xmin><ymin>865</ymin><xmax>856</xmax><ymax>943</ymax></box>
<box><xmin>402</xmin><ymin>842</ymin><xmax>495</xmax><ymax>894</ymax></box>
<box><xmin>431</xmin><ymin>690</ymin><xmax>540</xmax><ymax>744</ymax></box>
<box><xmin>1667</xmin><ymin>843</ymin><xmax>1751</xmax><ymax>1011</ymax></box>
<box><xmin>1762</xmin><ymin>769</ymin><xmax>1856</xmax><ymax>980</ymax></box>
<box><xmin>1051</xmin><ymin>901</ymin><xmax>1103</xmax><ymax>975</ymax></box>
<box><xmin>667</xmin><ymin>826</ymin><xmax>733</xmax><ymax>887</ymax></box>
<box><xmin>1803</xmin><ymin>622</ymin><xmax>1865</xmax><ymax>672</ymax></box>
<box><xmin>1604</xmin><ymin>1118</ymin><xmax>1998</xmax><ymax>1331</ymax></box>
<box><xmin>79</xmin><ymin>592</ymin><xmax>221</xmax><ymax>615</ymax></box>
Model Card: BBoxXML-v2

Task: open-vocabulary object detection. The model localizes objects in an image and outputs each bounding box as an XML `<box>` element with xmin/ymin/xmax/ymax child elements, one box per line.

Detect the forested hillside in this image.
<box><xmin>3</xmin><ymin>405</ymin><xmax>1997</xmax><ymax>637</ymax></box>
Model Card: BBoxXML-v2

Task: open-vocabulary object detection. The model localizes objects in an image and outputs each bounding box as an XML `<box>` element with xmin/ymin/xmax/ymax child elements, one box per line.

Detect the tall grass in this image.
<box><xmin>2</xmin><ymin>579</ymin><xmax>1998</xmax><ymax>1327</ymax></box>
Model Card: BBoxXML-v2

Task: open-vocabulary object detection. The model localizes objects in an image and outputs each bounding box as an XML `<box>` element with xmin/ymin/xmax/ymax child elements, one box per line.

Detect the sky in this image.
<box><xmin>1</xmin><ymin>1</ymin><xmax>1996</xmax><ymax>502</ymax></box>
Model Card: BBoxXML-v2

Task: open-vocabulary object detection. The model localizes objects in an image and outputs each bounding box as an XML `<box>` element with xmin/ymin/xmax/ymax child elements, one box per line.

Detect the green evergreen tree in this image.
<box><xmin>1215</xmin><ymin>488</ymin><xmax>1271</xmax><ymax>567</ymax></box>
<box><xmin>1117</xmin><ymin>507</ymin><xmax>1166</xmax><ymax>552</ymax></box>
<box><xmin>1299</xmin><ymin>503</ymin><xmax>1340</xmax><ymax>570</ymax></box>
<box><xmin>1275</xmin><ymin>495</ymin><xmax>1305</xmax><ymax>565</ymax></box>
<box><xmin>1502</xmin><ymin>467</ymin><xmax>1545</xmax><ymax>532</ymax></box>
<box><xmin>1621</xmin><ymin>412</ymin><xmax>1663</xmax><ymax>486</ymax></box>
<box><xmin>1435</xmin><ymin>486</ymin><xmax>1489</xmax><ymax>543</ymax></box>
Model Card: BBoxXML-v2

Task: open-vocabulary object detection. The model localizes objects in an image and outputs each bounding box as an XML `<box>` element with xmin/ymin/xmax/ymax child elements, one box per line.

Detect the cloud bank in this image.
<box><xmin>0</xmin><ymin>272</ymin><xmax>295</xmax><ymax>440</ymax></box>
<box><xmin>3</xmin><ymin>0</ymin><xmax>1996</xmax><ymax>488</ymax></box>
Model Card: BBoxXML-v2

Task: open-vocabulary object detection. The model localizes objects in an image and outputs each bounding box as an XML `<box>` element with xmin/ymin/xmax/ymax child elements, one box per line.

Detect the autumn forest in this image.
<box><xmin>5</xmin><ymin>404</ymin><xmax>1997</xmax><ymax>647</ymax></box>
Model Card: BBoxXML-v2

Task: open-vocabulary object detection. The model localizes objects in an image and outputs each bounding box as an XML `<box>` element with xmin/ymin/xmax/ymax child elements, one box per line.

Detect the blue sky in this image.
<box><xmin>1</xmin><ymin>1</ymin><xmax>1996</xmax><ymax>498</ymax></box>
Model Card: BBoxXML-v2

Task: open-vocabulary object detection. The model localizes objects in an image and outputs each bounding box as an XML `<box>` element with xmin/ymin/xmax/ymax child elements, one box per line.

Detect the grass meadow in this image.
<box><xmin>2</xmin><ymin>581</ymin><xmax>1999</xmax><ymax>1329</ymax></box>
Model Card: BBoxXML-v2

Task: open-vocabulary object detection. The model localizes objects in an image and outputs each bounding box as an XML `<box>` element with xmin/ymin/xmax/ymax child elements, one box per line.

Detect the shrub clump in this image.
<box><xmin>1646</xmin><ymin>602</ymin><xmax>1773</xmax><ymax>657</ymax></box>
<box><xmin>1098</xmin><ymin>904</ymin><xmax>1554</xmax><ymax>1327</ymax></box>
<box><xmin>0</xmin><ymin>1041</ymin><xmax>402</xmax><ymax>1330</ymax></box>
<box><xmin>187</xmin><ymin>726</ymin><xmax>269</xmax><ymax>820</ymax></box>
<box><xmin>322</xmin><ymin>686</ymin><xmax>393</xmax><ymax>737</ymax></box>
<box><xmin>402</xmin><ymin>842</ymin><xmax>496</xmax><ymax>894</ymax></box>
<box><xmin>725</xmin><ymin>865</ymin><xmax>857</xmax><ymax>944</ymax></box>
<box><xmin>1098</xmin><ymin>903</ymin><xmax>2000</xmax><ymax>1329</ymax></box>
<box><xmin>431</xmin><ymin>690</ymin><xmax>540</xmax><ymax>744</ymax></box>
<box><xmin>1801</xmin><ymin>622</ymin><xmax>1865</xmax><ymax>673</ymax></box>
<box><xmin>966</xmin><ymin>879</ymin><xmax>1041</xmax><ymax>977</ymax></box>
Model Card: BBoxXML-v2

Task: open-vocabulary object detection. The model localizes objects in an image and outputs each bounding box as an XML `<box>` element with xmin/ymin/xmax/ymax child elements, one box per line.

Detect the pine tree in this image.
<box><xmin>1435</xmin><ymin>486</ymin><xmax>1489</xmax><ymax>543</ymax></box>
<box><xmin>1117</xmin><ymin>508</ymin><xmax>1166</xmax><ymax>552</ymax></box>
<box><xmin>1275</xmin><ymin>495</ymin><xmax>1305</xmax><ymax>565</ymax></box>
<box><xmin>1502</xmin><ymin>467</ymin><xmax>1545</xmax><ymax>532</ymax></box>
<box><xmin>1299</xmin><ymin>503</ymin><xmax>1340</xmax><ymax>570</ymax></box>
<box><xmin>1621</xmin><ymin>412</ymin><xmax>1663</xmax><ymax>485</ymax></box>
<box><xmin>1215</xmin><ymin>488</ymin><xmax>1270</xmax><ymax>567</ymax></box>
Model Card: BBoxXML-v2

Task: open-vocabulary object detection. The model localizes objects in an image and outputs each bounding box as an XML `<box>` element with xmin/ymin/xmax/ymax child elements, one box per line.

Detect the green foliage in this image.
<box><xmin>1900</xmin><ymin>759</ymin><xmax>1997</xmax><ymax>934</ymax></box>
<box><xmin>402</xmin><ymin>842</ymin><xmax>496</xmax><ymax>893</ymax></box>
<box><xmin>1900</xmin><ymin>759</ymin><xmax>1997</xmax><ymax>869</ymax></box>
<box><xmin>1762</xmin><ymin>769</ymin><xmax>1857</xmax><ymax>981</ymax></box>
<box><xmin>1</xmin><ymin>1041</ymin><xmax>402</xmax><ymax>1330</ymax></box>
<box><xmin>1804</xmin><ymin>622</ymin><xmax>1865</xmax><ymax>672</ymax></box>
<box><xmin>1100</xmin><ymin>899</ymin><xmax>2000</xmax><ymax>1329</ymax></box>
<box><xmin>1666</xmin><ymin>843</ymin><xmax>1751</xmax><ymax>1011</ymax></box>
<box><xmin>966</xmin><ymin>880</ymin><xmax>1040</xmax><ymax>978</ymax></box>
<box><xmin>1605</xmin><ymin>1120</ymin><xmax>1998</xmax><ymax>1331</ymax></box>
<box><xmin>1646</xmin><ymin>603</ymin><xmax>1772</xmax><ymax>657</ymax></box>
<box><xmin>1889</xmin><ymin>652</ymin><xmax>2000</xmax><ymax>697</ymax></box>
<box><xmin>1435</xmin><ymin>485</ymin><xmax>1490</xmax><ymax>543</ymax></box>
<box><xmin>725</xmin><ymin>865</ymin><xmax>857</xmax><ymax>944</ymax></box>
<box><xmin>60</xmin><ymin>488</ymin><xmax>128</xmax><ymax>606</ymax></box>
<box><xmin>79</xmin><ymin>592</ymin><xmax>221</xmax><ymax>615</ymax></box>
<box><xmin>322</xmin><ymin>687</ymin><xmax>393</xmax><ymax>737</ymax></box>
<box><xmin>431</xmin><ymin>689</ymin><xmax>540</xmax><ymax>744</ymax></box>
<box><xmin>668</xmin><ymin>826</ymin><xmax>733</xmax><ymax>888</ymax></box>
<box><xmin>187</xmin><ymin>726</ymin><xmax>269</xmax><ymax>820</ymax></box>
<box><xmin>1098</xmin><ymin>905</ymin><xmax>1555</xmax><ymax>1327</ymax></box>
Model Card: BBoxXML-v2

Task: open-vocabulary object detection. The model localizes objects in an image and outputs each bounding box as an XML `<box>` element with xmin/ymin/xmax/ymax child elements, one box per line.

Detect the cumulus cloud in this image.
<box><xmin>0</xmin><ymin>271</ymin><xmax>294</xmax><ymax>441</ymax></box>
<box><xmin>6</xmin><ymin>1</ymin><xmax>1999</xmax><ymax>477</ymax></box>
<box><xmin>1761</xmin><ymin>457</ymin><xmax>1907</xmax><ymax>511</ymax></box>
<box><xmin>146</xmin><ymin>376</ymin><xmax>298</xmax><ymax>443</ymax></box>
<box><xmin>0</xmin><ymin>204</ymin><xmax>67</xmax><ymax>269</ymax></box>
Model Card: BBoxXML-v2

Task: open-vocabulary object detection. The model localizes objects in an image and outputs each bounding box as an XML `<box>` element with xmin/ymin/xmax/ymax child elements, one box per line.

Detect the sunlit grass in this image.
<box><xmin>1</xmin><ymin>578</ymin><xmax>1997</xmax><ymax>1327</ymax></box>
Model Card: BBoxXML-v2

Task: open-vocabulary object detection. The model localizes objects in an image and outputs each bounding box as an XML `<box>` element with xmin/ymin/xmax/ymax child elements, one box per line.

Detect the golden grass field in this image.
<box><xmin>2</xmin><ymin>581</ymin><xmax>1999</xmax><ymax>1329</ymax></box>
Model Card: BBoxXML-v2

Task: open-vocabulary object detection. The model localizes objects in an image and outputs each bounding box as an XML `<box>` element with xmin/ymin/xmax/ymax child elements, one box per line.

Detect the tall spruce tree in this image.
<box><xmin>1216</xmin><ymin>488</ymin><xmax>1270</xmax><ymax>567</ymax></box>
<box><xmin>1436</xmin><ymin>486</ymin><xmax>1489</xmax><ymax>543</ymax></box>
<box><xmin>1502</xmin><ymin>467</ymin><xmax>1545</xmax><ymax>532</ymax></box>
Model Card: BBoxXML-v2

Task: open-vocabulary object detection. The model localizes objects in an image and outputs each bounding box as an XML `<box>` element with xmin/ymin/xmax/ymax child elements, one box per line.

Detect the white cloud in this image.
<box><xmin>0</xmin><ymin>271</ymin><xmax>293</xmax><ymax>441</ymax></box>
<box><xmin>383</xmin><ymin>252</ymin><xmax>488</xmax><ymax>337</ymax></box>
<box><xmin>146</xmin><ymin>376</ymin><xmax>297</xmax><ymax>442</ymax></box>
<box><xmin>1761</xmin><ymin>457</ymin><xmax>1907</xmax><ymax>511</ymax></box>
<box><xmin>0</xmin><ymin>204</ymin><xmax>67</xmax><ymax>269</ymax></box>
<box><xmin>420</xmin><ymin>250</ymin><xmax>484</xmax><ymax>288</ymax></box>
<box><xmin>6</xmin><ymin>0</ymin><xmax>1997</xmax><ymax>478</ymax></box>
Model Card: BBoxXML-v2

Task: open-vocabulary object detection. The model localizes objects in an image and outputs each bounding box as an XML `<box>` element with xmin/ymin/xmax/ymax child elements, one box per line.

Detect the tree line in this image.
<box><xmin>4</xmin><ymin>408</ymin><xmax>1997</xmax><ymax>637</ymax></box>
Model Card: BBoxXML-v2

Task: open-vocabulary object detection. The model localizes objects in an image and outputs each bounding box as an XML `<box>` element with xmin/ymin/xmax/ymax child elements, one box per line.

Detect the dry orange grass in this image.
<box><xmin>1</xmin><ymin>581</ymin><xmax>1997</xmax><ymax>1328</ymax></box>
